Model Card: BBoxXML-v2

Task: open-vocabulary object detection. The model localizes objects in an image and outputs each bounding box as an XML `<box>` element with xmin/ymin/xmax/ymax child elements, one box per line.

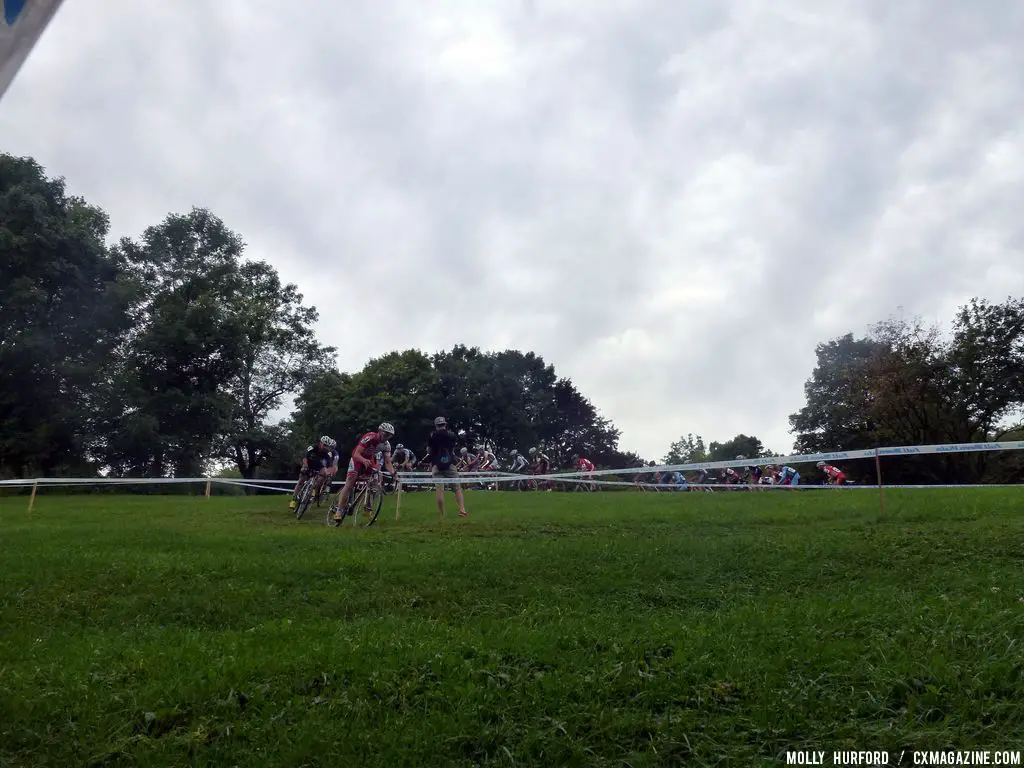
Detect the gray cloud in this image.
<box><xmin>3</xmin><ymin>0</ymin><xmax>1023</xmax><ymax>459</ymax></box>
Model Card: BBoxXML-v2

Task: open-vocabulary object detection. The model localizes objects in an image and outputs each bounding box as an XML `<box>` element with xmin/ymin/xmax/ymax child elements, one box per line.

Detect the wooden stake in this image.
<box><xmin>395</xmin><ymin>480</ymin><xmax>403</xmax><ymax>520</ymax></box>
<box><xmin>875</xmin><ymin>448</ymin><xmax>885</xmax><ymax>515</ymax></box>
<box><xmin>205</xmin><ymin>478</ymin><xmax>212</xmax><ymax>498</ymax></box>
<box><xmin>28</xmin><ymin>480</ymin><xmax>38</xmax><ymax>512</ymax></box>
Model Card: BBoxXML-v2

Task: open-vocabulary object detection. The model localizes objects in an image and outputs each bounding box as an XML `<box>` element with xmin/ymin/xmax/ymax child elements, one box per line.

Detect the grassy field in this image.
<box><xmin>2</xmin><ymin>487</ymin><xmax>1023</xmax><ymax>767</ymax></box>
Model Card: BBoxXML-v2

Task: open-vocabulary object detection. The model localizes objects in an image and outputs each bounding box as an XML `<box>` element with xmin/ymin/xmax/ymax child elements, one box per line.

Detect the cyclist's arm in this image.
<box><xmin>379</xmin><ymin>445</ymin><xmax>395</xmax><ymax>474</ymax></box>
<box><xmin>324</xmin><ymin>453</ymin><xmax>339</xmax><ymax>475</ymax></box>
<box><xmin>352</xmin><ymin>444</ymin><xmax>374</xmax><ymax>468</ymax></box>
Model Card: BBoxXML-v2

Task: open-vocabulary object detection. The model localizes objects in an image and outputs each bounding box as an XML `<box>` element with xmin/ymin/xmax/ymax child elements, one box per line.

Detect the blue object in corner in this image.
<box><xmin>4</xmin><ymin>0</ymin><xmax>27</xmax><ymax>27</ymax></box>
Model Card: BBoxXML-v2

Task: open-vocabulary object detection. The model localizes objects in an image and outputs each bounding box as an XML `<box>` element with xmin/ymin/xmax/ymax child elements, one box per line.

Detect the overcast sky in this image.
<box><xmin>2</xmin><ymin>0</ymin><xmax>1022</xmax><ymax>460</ymax></box>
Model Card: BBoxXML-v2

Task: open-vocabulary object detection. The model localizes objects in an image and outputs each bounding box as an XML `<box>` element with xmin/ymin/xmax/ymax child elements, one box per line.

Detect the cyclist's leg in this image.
<box><xmin>290</xmin><ymin>467</ymin><xmax>309</xmax><ymax>508</ymax></box>
<box><xmin>312</xmin><ymin>470</ymin><xmax>327</xmax><ymax>498</ymax></box>
<box><xmin>362</xmin><ymin>470</ymin><xmax>378</xmax><ymax>512</ymax></box>
<box><xmin>333</xmin><ymin>461</ymin><xmax>360</xmax><ymax>518</ymax></box>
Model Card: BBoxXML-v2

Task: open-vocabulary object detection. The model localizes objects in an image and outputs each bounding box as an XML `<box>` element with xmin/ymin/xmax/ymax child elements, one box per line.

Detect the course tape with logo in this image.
<box><xmin>2</xmin><ymin>439</ymin><xmax>1021</xmax><ymax>488</ymax></box>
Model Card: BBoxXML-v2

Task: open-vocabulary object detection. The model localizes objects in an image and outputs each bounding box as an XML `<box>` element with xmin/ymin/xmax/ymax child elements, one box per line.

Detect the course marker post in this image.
<box><xmin>27</xmin><ymin>479</ymin><xmax>38</xmax><ymax>512</ymax></box>
<box><xmin>205</xmin><ymin>478</ymin><xmax>212</xmax><ymax>498</ymax></box>
<box><xmin>875</xmin><ymin>448</ymin><xmax>885</xmax><ymax>514</ymax></box>
<box><xmin>395</xmin><ymin>479</ymin><xmax>403</xmax><ymax>520</ymax></box>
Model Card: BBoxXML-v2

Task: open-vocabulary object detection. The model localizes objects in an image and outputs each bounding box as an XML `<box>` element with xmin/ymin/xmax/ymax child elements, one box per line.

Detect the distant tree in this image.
<box><xmin>707</xmin><ymin>434</ymin><xmax>771</xmax><ymax>462</ymax></box>
<box><xmin>289</xmin><ymin>345</ymin><xmax>626</xmax><ymax>473</ymax></box>
<box><xmin>789</xmin><ymin>299</ymin><xmax>1024</xmax><ymax>483</ymax></box>
<box><xmin>663</xmin><ymin>434</ymin><xmax>708</xmax><ymax>465</ymax></box>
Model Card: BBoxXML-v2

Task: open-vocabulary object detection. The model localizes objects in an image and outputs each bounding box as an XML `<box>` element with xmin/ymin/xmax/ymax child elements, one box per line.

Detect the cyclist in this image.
<box><xmin>476</xmin><ymin>445</ymin><xmax>497</xmax><ymax>471</ymax></box>
<box><xmin>665</xmin><ymin>470</ymin><xmax>687</xmax><ymax>490</ymax></box>
<box><xmin>570</xmin><ymin>453</ymin><xmax>596</xmax><ymax>490</ymax></box>
<box><xmin>332</xmin><ymin>422</ymin><xmax>397</xmax><ymax>521</ymax></box>
<box><xmin>723</xmin><ymin>466</ymin><xmax>743</xmax><ymax>486</ymax></box>
<box><xmin>817</xmin><ymin>461</ymin><xmax>846</xmax><ymax>485</ymax></box>
<box><xmin>290</xmin><ymin>436</ymin><xmax>338</xmax><ymax>511</ymax></box>
<box><xmin>456</xmin><ymin>447</ymin><xmax>476</xmax><ymax>472</ymax></box>
<box><xmin>392</xmin><ymin>443</ymin><xmax>417</xmax><ymax>471</ymax></box>
<box><xmin>509</xmin><ymin>450</ymin><xmax>528</xmax><ymax>473</ymax></box>
<box><xmin>529</xmin><ymin>447</ymin><xmax>551</xmax><ymax>474</ymax></box>
<box><xmin>735</xmin><ymin>455</ymin><xmax>762</xmax><ymax>486</ymax></box>
<box><xmin>777</xmin><ymin>465</ymin><xmax>800</xmax><ymax>486</ymax></box>
<box><xmin>528</xmin><ymin>447</ymin><xmax>552</xmax><ymax>490</ymax></box>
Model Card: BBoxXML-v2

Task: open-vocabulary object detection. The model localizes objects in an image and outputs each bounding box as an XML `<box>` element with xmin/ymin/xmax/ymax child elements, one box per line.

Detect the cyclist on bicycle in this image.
<box><xmin>392</xmin><ymin>443</ymin><xmax>417</xmax><ymax>470</ymax></box>
<box><xmin>476</xmin><ymin>445</ymin><xmax>497</xmax><ymax>471</ymax></box>
<box><xmin>332</xmin><ymin>422</ymin><xmax>397</xmax><ymax>521</ymax></box>
<box><xmin>572</xmin><ymin>453</ymin><xmax>596</xmax><ymax>490</ymax></box>
<box><xmin>509</xmin><ymin>450</ymin><xmax>528</xmax><ymax>473</ymax></box>
<box><xmin>529</xmin><ymin>447</ymin><xmax>551</xmax><ymax>474</ymax></box>
<box><xmin>457</xmin><ymin>447</ymin><xmax>480</xmax><ymax>473</ymax></box>
<box><xmin>289</xmin><ymin>436</ymin><xmax>338</xmax><ymax>510</ymax></box>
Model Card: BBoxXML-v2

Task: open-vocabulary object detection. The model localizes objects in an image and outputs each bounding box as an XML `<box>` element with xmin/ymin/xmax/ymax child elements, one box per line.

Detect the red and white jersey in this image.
<box><xmin>578</xmin><ymin>457</ymin><xmax>595</xmax><ymax>472</ymax></box>
<box><xmin>353</xmin><ymin>431</ymin><xmax>389</xmax><ymax>460</ymax></box>
<box><xmin>822</xmin><ymin>464</ymin><xmax>843</xmax><ymax>480</ymax></box>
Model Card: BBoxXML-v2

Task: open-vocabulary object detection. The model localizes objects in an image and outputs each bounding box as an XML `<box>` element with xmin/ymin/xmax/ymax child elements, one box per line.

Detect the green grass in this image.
<box><xmin>2</xmin><ymin>488</ymin><xmax>1023</xmax><ymax>766</ymax></box>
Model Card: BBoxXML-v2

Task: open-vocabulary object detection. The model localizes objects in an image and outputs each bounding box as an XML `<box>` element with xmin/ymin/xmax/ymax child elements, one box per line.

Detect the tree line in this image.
<box><xmin>662</xmin><ymin>300</ymin><xmax>1024</xmax><ymax>484</ymax></box>
<box><xmin>2</xmin><ymin>152</ymin><xmax>1022</xmax><ymax>484</ymax></box>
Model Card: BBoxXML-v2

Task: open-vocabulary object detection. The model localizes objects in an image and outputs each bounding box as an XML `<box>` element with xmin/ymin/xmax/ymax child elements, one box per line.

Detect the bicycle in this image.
<box><xmin>327</xmin><ymin>468</ymin><xmax>393</xmax><ymax>528</ymax></box>
<box><xmin>294</xmin><ymin>471</ymin><xmax>331</xmax><ymax>520</ymax></box>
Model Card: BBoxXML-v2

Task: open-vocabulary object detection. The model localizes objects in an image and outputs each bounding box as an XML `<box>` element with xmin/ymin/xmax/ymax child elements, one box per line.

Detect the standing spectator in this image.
<box><xmin>427</xmin><ymin>416</ymin><xmax>467</xmax><ymax>518</ymax></box>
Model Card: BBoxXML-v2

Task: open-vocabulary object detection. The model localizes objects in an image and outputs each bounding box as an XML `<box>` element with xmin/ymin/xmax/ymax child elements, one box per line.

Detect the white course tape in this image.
<box><xmin>547</xmin><ymin>440</ymin><xmax>1024</xmax><ymax>481</ymax></box>
<box><xmin>1</xmin><ymin>439</ymin><xmax>1020</xmax><ymax>489</ymax></box>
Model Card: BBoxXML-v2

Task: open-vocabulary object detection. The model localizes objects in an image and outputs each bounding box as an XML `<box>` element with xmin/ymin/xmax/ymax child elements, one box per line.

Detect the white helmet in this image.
<box><xmin>529</xmin><ymin>447</ymin><xmax>536</xmax><ymax>455</ymax></box>
<box><xmin>816</xmin><ymin>461</ymin><xmax>826</xmax><ymax>468</ymax></box>
<box><xmin>319</xmin><ymin>435</ymin><xmax>334</xmax><ymax>447</ymax></box>
<box><xmin>378</xmin><ymin>422</ymin><xmax>395</xmax><ymax>435</ymax></box>
<box><xmin>460</xmin><ymin>447</ymin><xmax>468</xmax><ymax>455</ymax></box>
<box><xmin>736</xmin><ymin>454</ymin><xmax>745</xmax><ymax>460</ymax></box>
<box><xmin>396</xmin><ymin>443</ymin><xmax>404</xmax><ymax>450</ymax></box>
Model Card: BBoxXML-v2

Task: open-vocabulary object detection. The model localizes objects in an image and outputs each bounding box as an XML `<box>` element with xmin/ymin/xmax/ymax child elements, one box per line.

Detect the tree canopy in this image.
<box><xmin>0</xmin><ymin>154</ymin><xmax>633</xmax><ymax>480</ymax></box>
<box><xmin>789</xmin><ymin>304</ymin><xmax>1024</xmax><ymax>482</ymax></box>
<box><xmin>2</xmin><ymin>151</ymin><xmax>1021</xmax><ymax>484</ymax></box>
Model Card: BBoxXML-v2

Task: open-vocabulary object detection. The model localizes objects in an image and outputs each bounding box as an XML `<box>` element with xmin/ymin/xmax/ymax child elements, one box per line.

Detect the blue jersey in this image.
<box><xmin>779</xmin><ymin>466</ymin><xmax>798</xmax><ymax>482</ymax></box>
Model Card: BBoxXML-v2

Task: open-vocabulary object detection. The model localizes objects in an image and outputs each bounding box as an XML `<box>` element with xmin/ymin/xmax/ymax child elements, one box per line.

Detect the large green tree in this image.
<box><xmin>216</xmin><ymin>260</ymin><xmax>336</xmax><ymax>478</ymax></box>
<box><xmin>0</xmin><ymin>154</ymin><xmax>132</xmax><ymax>477</ymax></box>
<box><xmin>789</xmin><ymin>333</ymin><xmax>884</xmax><ymax>454</ymax></box>
<box><xmin>104</xmin><ymin>208</ymin><xmax>246</xmax><ymax>476</ymax></box>
<box><xmin>104</xmin><ymin>208</ymin><xmax>333</xmax><ymax>479</ymax></box>
<box><xmin>789</xmin><ymin>300</ymin><xmax>1024</xmax><ymax>483</ymax></box>
<box><xmin>290</xmin><ymin>345</ymin><xmax>626</xmax><ymax>470</ymax></box>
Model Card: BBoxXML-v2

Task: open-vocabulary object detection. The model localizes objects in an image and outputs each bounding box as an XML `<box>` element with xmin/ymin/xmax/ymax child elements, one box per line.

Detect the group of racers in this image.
<box><xmin>288</xmin><ymin>424</ymin><xmax>850</xmax><ymax>511</ymax></box>
<box><xmin>288</xmin><ymin>428</ymin><xmax>602</xmax><ymax>513</ymax></box>
<box><xmin>639</xmin><ymin>458</ymin><xmax>847</xmax><ymax>490</ymax></box>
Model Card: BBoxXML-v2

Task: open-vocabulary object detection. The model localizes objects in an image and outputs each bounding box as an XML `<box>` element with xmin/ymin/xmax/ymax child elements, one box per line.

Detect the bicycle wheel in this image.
<box><xmin>349</xmin><ymin>477</ymin><xmax>384</xmax><ymax>528</ymax></box>
<box><xmin>295</xmin><ymin>478</ymin><xmax>315</xmax><ymax>520</ymax></box>
<box><xmin>315</xmin><ymin>477</ymin><xmax>333</xmax><ymax>506</ymax></box>
<box><xmin>326</xmin><ymin>486</ymin><xmax>345</xmax><ymax>527</ymax></box>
